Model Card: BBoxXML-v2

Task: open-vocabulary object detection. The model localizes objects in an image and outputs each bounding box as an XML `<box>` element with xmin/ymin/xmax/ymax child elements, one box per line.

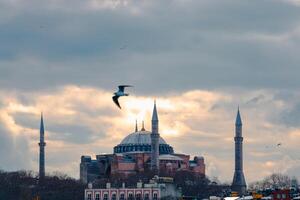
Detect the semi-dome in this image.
<box><xmin>113</xmin><ymin>130</ymin><xmax>174</xmax><ymax>155</ymax></box>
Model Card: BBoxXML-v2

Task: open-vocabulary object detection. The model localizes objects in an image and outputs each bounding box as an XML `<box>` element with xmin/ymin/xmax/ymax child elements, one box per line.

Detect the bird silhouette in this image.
<box><xmin>112</xmin><ymin>85</ymin><xmax>133</xmax><ymax>109</ymax></box>
<box><xmin>277</xmin><ymin>143</ymin><xmax>282</xmax><ymax>147</ymax></box>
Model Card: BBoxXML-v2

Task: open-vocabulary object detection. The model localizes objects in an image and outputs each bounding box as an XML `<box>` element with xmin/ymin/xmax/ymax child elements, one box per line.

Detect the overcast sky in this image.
<box><xmin>1</xmin><ymin>0</ymin><xmax>300</xmax><ymax>183</ymax></box>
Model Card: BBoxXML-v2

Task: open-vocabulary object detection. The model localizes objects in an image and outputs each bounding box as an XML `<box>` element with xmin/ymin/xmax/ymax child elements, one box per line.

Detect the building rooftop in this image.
<box><xmin>120</xmin><ymin>131</ymin><xmax>167</xmax><ymax>145</ymax></box>
<box><xmin>159</xmin><ymin>154</ymin><xmax>183</xmax><ymax>161</ymax></box>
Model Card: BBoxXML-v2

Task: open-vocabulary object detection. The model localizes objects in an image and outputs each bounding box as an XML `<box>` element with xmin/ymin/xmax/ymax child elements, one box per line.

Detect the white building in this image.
<box><xmin>84</xmin><ymin>177</ymin><xmax>181</xmax><ymax>200</ymax></box>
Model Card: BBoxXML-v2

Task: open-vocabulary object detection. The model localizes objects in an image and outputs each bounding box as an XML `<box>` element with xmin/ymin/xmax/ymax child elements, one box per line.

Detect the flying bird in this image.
<box><xmin>112</xmin><ymin>85</ymin><xmax>133</xmax><ymax>109</ymax></box>
<box><xmin>277</xmin><ymin>143</ymin><xmax>282</xmax><ymax>147</ymax></box>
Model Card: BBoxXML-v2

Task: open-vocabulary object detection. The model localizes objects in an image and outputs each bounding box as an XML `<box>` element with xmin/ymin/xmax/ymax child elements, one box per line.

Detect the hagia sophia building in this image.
<box><xmin>80</xmin><ymin>102</ymin><xmax>205</xmax><ymax>184</ymax></box>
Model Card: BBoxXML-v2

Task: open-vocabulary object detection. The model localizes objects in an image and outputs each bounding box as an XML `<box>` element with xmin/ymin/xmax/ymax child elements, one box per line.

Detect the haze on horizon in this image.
<box><xmin>1</xmin><ymin>0</ymin><xmax>300</xmax><ymax>184</ymax></box>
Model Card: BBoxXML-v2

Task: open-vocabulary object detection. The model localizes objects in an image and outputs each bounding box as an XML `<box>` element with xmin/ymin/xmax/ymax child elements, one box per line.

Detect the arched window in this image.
<box><xmin>136</xmin><ymin>193</ymin><xmax>142</xmax><ymax>200</ymax></box>
<box><xmin>153</xmin><ymin>193</ymin><xmax>158</xmax><ymax>200</ymax></box>
<box><xmin>95</xmin><ymin>193</ymin><xmax>100</xmax><ymax>200</ymax></box>
<box><xmin>119</xmin><ymin>193</ymin><xmax>125</xmax><ymax>200</ymax></box>
<box><xmin>112</xmin><ymin>193</ymin><xmax>116</xmax><ymax>200</ymax></box>
<box><xmin>144</xmin><ymin>193</ymin><xmax>150</xmax><ymax>200</ymax></box>
<box><xmin>103</xmin><ymin>193</ymin><xmax>108</xmax><ymax>200</ymax></box>
<box><xmin>128</xmin><ymin>193</ymin><xmax>134</xmax><ymax>200</ymax></box>
<box><xmin>87</xmin><ymin>193</ymin><xmax>92</xmax><ymax>200</ymax></box>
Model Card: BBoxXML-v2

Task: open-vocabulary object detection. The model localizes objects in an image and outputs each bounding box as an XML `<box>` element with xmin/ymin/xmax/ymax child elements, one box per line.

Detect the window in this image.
<box><xmin>119</xmin><ymin>193</ymin><xmax>125</xmax><ymax>200</ymax></box>
<box><xmin>103</xmin><ymin>193</ymin><xmax>108</xmax><ymax>200</ymax></box>
<box><xmin>136</xmin><ymin>193</ymin><xmax>141</xmax><ymax>200</ymax></box>
<box><xmin>277</xmin><ymin>194</ymin><xmax>281</xmax><ymax>199</ymax></box>
<box><xmin>144</xmin><ymin>193</ymin><xmax>149</xmax><ymax>200</ymax></box>
<box><xmin>95</xmin><ymin>193</ymin><xmax>100</xmax><ymax>200</ymax></box>
<box><xmin>128</xmin><ymin>193</ymin><xmax>134</xmax><ymax>200</ymax></box>
<box><xmin>87</xmin><ymin>193</ymin><xmax>92</xmax><ymax>200</ymax></box>
<box><xmin>282</xmin><ymin>194</ymin><xmax>286</xmax><ymax>199</ymax></box>
<box><xmin>112</xmin><ymin>194</ymin><xmax>116</xmax><ymax>200</ymax></box>
<box><xmin>153</xmin><ymin>193</ymin><xmax>158</xmax><ymax>200</ymax></box>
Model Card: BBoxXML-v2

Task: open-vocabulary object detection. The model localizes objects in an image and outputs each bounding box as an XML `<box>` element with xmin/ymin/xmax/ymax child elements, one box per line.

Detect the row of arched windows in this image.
<box><xmin>87</xmin><ymin>192</ymin><xmax>158</xmax><ymax>200</ymax></box>
<box><xmin>113</xmin><ymin>144</ymin><xmax>174</xmax><ymax>154</ymax></box>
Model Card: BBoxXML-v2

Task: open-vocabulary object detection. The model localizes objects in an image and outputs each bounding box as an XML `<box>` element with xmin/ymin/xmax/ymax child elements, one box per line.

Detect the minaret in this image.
<box><xmin>232</xmin><ymin>108</ymin><xmax>247</xmax><ymax>195</ymax></box>
<box><xmin>39</xmin><ymin>113</ymin><xmax>46</xmax><ymax>183</ymax></box>
<box><xmin>135</xmin><ymin>120</ymin><xmax>138</xmax><ymax>132</ymax></box>
<box><xmin>141</xmin><ymin>121</ymin><xmax>146</xmax><ymax>131</ymax></box>
<box><xmin>151</xmin><ymin>101</ymin><xmax>160</xmax><ymax>174</ymax></box>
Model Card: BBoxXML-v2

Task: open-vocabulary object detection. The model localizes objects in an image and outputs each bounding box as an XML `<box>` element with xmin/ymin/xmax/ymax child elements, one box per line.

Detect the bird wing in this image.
<box><xmin>112</xmin><ymin>96</ymin><xmax>121</xmax><ymax>109</ymax></box>
<box><xmin>118</xmin><ymin>85</ymin><xmax>133</xmax><ymax>93</ymax></box>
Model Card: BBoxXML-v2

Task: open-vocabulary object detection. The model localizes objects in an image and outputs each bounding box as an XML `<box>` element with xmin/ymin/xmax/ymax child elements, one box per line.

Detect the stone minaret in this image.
<box><xmin>39</xmin><ymin>113</ymin><xmax>46</xmax><ymax>183</ymax></box>
<box><xmin>232</xmin><ymin>108</ymin><xmax>247</xmax><ymax>195</ymax></box>
<box><xmin>151</xmin><ymin>101</ymin><xmax>159</xmax><ymax>174</ymax></box>
<box><xmin>135</xmin><ymin>120</ymin><xmax>138</xmax><ymax>132</ymax></box>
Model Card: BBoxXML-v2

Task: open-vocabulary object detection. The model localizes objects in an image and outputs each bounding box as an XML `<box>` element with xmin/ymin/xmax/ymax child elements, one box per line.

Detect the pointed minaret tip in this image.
<box><xmin>235</xmin><ymin>107</ymin><xmax>242</xmax><ymax>126</ymax></box>
<box><xmin>40</xmin><ymin>112</ymin><xmax>44</xmax><ymax>134</ymax></box>
<box><xmin>135</xmin><ymin>119</ymin><xmax>138</xmax><ymax>132</ymax></box>
<box><xmin>152</xmin><ymin>100</ymin><xmax>159</xmax><ymax>121</ymax></box>
<box><xmin>141</xmin><ymin>121</ymin><xmax>146</xmax><ymax>131</ymax></box>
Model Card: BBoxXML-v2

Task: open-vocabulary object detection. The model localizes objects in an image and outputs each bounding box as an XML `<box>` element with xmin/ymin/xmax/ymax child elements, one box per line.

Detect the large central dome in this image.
<box><xmin>120</xmin><ymin>130</ymin><xmax>167</xmax><ymax>145</ymax></box>
<box><xmin>113</xmin><ymin>130</ymin><xmax>174</xmax><ymax>154</ymax></box>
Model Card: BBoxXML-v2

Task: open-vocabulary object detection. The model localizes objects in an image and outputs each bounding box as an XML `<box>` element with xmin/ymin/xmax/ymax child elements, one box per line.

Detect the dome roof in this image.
<box><xmin>120</xmin><ymin>131</ymin><xmax>167</xmax><ymax>145</ymax></box>
<box><xmin>114</xmin><ymin>130</ymin><xmax>174</xmax><ymax>154</ymax></box>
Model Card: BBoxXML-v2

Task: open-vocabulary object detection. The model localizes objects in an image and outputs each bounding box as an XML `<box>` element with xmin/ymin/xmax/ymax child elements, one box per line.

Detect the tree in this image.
<box><xmin>0</xmin><ymin>170</ymin><xmax>85</xmax><ymax>200</ymax></box>
<box><xmin>249</xmin><ymin>173</ymin><xmax>294</xmax><ymax>190</ymax></box>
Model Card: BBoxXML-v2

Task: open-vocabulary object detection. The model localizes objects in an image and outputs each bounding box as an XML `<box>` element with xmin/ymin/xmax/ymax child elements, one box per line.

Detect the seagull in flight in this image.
<box><xmin>277</xmin><ymin>143</ymin><xmax>282</xmax><ymax>147</ymax></box>
<box><xmin>112</xmin><ymin>85</ymin><xmax>133</xmax><ymax>109</ymax></box>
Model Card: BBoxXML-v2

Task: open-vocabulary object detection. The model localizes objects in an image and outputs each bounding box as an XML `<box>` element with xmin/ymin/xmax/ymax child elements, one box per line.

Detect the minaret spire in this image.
<box><xmin>151</xmin><ymin>100</ymin><xmax>159</xmax><ymax>174</ymax></box>
<box><xmin>135</xmin><ymin>120</ymin><xmax>138</xmax><ymax>132</ymax></box>
<box><xmin>141</xmin><ymin>121</ymin><xmax>146</xmax><ymax>131</ymax></box>
<box><xmin>152</xmin><ymin>100</ymin><xmax>159</xmax><ymax>121</ymax></box>
<box><xmin>39</xmin><ymin>112</ymin><xmax>46</xmax><ymax>184</ymax></box>
<box><xmin>232</xmin><ymin>107</ymin><xmax>247</xmax><ymax>195</ymax></box>
<box><xmin>235</xmin><ymin>106</ymin><xmax>242</xmax><ymax>126</ymax></box>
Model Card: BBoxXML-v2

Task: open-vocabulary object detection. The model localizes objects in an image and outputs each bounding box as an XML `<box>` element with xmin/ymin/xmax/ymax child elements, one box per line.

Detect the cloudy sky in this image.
<box><xmin>1</xmin><ymin>0</ymin><xmax>300</xmax><ymax>183</ymax></box>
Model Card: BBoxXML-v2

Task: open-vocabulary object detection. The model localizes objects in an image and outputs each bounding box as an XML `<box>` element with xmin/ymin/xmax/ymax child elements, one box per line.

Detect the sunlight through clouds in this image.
<box><xmin>0</xmin><ymin>85</ymin><xmax>299</xmax><ymax>182</ymax></box>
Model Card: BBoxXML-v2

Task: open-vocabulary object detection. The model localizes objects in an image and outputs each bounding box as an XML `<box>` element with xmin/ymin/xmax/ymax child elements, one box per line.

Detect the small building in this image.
<box><xmin>84</xmin><ymin>177</ymin><xmax>181</xmax><ymax>200</ymax></box>
<box><xmin>272</xmin><ymin>189</ymin><xmax>291</xmax><ymax>200</ymax></box>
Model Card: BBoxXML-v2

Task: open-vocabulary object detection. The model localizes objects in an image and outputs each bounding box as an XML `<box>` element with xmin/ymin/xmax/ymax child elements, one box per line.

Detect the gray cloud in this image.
<box><xmin>0</xmin><ymin>122</ymin><xmax>31</xmax><ymax>171</ymax></box>
<box><xmin>280</xmin><ymin>102</ymin><xmax>300</xmax><ymax>127</ymax></box>
<box><xmin>47</xmin><ymin>124</ymin><xmax>99</xmax><ymax>144</ymax></box>
<box><xmin>13</xmin><ymin>112</ymin><xmax>39</xmax><ymax>130</ymax></box>
<box><xmin>1</xmin><ymin>0</ymin><xmax>300</xmax><ymax>94</ymax></box>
